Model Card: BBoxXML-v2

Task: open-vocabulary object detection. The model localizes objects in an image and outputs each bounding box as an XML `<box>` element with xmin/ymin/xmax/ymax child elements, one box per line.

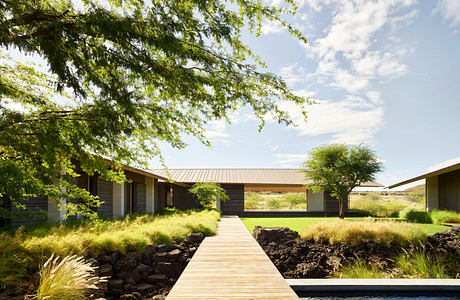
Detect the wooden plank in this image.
<box><xmin>167</xmin><ymin>216</ymin><xmax>298</xmax><ymax>299</ymax></box>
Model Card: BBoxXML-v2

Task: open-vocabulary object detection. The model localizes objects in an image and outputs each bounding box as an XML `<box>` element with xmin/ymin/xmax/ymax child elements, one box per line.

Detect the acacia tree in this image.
<box><xmin>302</xmin><ymin>144</ymin><xmax>383</xmax><ymax>219</ymax></box>
<box><xmin>0</xmin><ymin>0</ymin><xmax>310</xmax><ymax>218</ymax></box>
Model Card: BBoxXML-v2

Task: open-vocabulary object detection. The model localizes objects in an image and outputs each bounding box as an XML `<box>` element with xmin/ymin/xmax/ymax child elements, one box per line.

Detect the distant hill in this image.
<box><xmin>404</xmin><ymin>184</ymin><xmax>425</xmax><ymax>193</ymax></box>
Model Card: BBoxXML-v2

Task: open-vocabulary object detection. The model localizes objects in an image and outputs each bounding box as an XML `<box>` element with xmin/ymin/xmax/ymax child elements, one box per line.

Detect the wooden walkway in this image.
<box><xmin>167</xmin><ymin>216</ymin><xmax>298</xmax><ymax>299</ymax></box>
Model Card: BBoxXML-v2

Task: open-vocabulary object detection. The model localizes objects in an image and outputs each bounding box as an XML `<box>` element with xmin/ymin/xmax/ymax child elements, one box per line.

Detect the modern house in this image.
<box><xmin>5</xmin><ymin>165</ymin><xmax>170</xmax><ymax>228</ymax></box>
<box><xmin>152</xmin><ymin>168</ymin><xmax>382</xmax><ymax>216</ymax></box>
<box><xmin>388</xmin><ymin>162</ymin><xmax>460</xmax><ymax>213</ymax></box>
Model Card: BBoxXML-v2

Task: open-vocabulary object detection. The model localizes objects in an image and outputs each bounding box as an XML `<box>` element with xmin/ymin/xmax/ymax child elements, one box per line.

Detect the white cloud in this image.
<box><xmin>427</xmin><ymin>156</ymin><xmax>460</xmax><ymax>172</ymax></box>
<box><xmin>274</xmin><ymin>153</ymin><xmax>308</xmax><ymax>167</ymax></box>
<box><xmin>436</xmin><ymin>0</ymin><xmax>460</xmax><ymax>27</ymax></box>
<box><xmin>306</xmin><ymin>0</ymin><xmax>413</xmax><ymax>92</ymax></box>
<box><xmin>204</xmin><ymin>120</ymin><xmax>230</xmax><ymax>143</ymax></box>
<box><xmin>278</xmin><ymin>97</ymin><xmax>384</xmax><ymax>144</ymax></box>
<box><xmin>261</xmin><ymin>21</ymin><xmax>284</xmax><ymax>35</ymax></box>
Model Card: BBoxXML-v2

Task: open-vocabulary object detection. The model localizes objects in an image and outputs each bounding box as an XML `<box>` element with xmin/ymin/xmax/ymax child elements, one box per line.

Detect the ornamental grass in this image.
<box><xmin>301</xmin><ymin>218</ymin><xmax>426</xmax><ymax>246</ymax></box>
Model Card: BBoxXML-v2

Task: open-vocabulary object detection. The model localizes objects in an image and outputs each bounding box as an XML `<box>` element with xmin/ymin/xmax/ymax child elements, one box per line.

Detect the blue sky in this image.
<box><xmin>150</xmin><ymin>0</ymin><xmax>460</xmax><ymax>190</ymax></box>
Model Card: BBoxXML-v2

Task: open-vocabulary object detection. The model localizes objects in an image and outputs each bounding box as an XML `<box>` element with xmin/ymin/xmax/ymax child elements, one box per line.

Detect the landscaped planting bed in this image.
<box><xmin>253</xmin><ymin>220</ymin><xmax>459</xmax><ymax>279</ymax></box>
<box><xmin>0</xmin><ymin>209</ymin><xmax>220</xmax><ymax>299</ymax></box>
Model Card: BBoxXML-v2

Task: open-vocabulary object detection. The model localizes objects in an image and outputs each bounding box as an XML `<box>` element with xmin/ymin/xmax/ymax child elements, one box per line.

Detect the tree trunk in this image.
<box><xmin>338</xmin><ymin>196</ymin><xmax>344</xmax><ymax>219</ymax></box>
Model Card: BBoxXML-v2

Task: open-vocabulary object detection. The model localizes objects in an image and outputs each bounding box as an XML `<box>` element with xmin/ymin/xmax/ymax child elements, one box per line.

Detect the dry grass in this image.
<box><xmin>301</xmin><ymin>219</ymin><xmax>426</xmax><ymax>246</ymax></box>
<box><xmin>30</xmin><ymin>254</ymin><xmax>105</xmax><ymax>300</ymax></box>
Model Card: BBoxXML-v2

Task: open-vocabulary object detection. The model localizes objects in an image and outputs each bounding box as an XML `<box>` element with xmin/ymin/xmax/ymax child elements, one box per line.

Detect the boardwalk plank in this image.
<box><xmin>166</xmin><ymin>216</ymin><xmax>298</xmax><ymax>299</ymax></box>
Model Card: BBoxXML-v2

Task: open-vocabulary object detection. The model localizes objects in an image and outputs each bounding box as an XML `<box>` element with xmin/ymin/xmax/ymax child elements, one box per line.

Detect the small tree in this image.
<box><xmin>302</xmin><ymin>144</ymin><xmax>383</xmax><ymax>219</ymax></box>
<box><xmin>189</xmin><ymin>182</ymin><xmax>229</xmax><ymax>208</ymax></box>
<box><xmin>283</xmin><ymin>193</ymin><xmax>306</xmax><ymax>209</ymax></box>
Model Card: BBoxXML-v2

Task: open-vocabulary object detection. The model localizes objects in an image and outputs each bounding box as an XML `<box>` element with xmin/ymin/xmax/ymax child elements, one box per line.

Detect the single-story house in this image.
<box><xmin>151</xmin><ymin>168</ymin><xmax>382</xmax><ymax>216</ymax></box>
<box><xmin>3</xmin><ymin>165</ymin><xmax>171</xmax><ymax>228</ymax></box>
<box><xmin>388</xmin><ymin>162</ymin><xmax>460</xmax><ymax>213</ymax></box>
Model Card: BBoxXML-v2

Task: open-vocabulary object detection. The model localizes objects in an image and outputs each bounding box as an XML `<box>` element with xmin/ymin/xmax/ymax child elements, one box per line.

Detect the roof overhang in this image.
<box><xmin>387</xmin><ymin>162</ymin><xmax>460</xmax><ymax>189</ymax></box>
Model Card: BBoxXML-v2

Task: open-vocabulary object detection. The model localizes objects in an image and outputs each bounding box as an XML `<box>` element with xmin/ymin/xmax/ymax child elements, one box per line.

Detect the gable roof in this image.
<box><xmin>150</xmin><ymin>168</ymin><xmax>383</xmax><ymax>187</ymax></box>
<box><xmin>387</xmin><ymin>162</ymin><xmax>460</xmax><ymax>189</ymax></box>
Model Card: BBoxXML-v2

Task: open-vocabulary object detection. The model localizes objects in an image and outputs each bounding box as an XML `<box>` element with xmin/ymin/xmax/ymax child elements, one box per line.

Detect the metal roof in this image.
<box><xmin>150</xmin><ymin>168</ymin><xmax>382</xmax><ymax>187</ymax></box>
<box><xmin>387</xmin><ymin>162</ymin><xmax>460</xmax><ymax>189</ymax></box>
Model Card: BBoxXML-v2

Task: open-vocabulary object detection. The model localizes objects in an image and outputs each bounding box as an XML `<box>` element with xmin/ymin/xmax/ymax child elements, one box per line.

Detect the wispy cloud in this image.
<box><xmin>274</xmin><ymin>153</ymin><xmax>308</xmax><ymax>167</ymax></box>
<box><xmin>274</xmin><ymin>0</ymin><xmax>416</xmax><ymax>145</ymax></box>
<box><xmin>435</xmin><ymin>0</ymin><xmax>460</xmax><ymax>27</ymax></box>
<box><xmin>427</xmin><ymin>156</ymin><xmax>460</xmax><ymax>172</ymax></box>
<box><xmin>278</xmin><ymin>97</ymin><xmax>384</xmax><ymax>144</ymax></box>
<box><xmin>203</xmin><ymin>120</ymin><xmax>230</xmax><ymax>143</ymax></box>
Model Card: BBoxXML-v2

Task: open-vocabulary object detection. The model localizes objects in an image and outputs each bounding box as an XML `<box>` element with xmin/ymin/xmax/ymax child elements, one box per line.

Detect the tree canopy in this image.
<box><xmin>188</xmin><ymin>182</ymin><xmax>229</xmax><ymax>207</ymax></box>
<box><xmin>302</xmin><ymin>144</ymin><xmax>383</xmax><ymax>218</ymax></box>
<box><xmin>0</xmin><ymin>0</ymin><xmax>309</xmax><ymax>218</ymax></box>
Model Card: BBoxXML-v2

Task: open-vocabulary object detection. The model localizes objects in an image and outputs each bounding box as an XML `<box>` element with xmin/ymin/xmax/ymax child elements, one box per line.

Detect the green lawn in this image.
<box><xmin>240</xmin><ymin>217</ymin><xmax>449</xmax><ymax>236</ymax></box>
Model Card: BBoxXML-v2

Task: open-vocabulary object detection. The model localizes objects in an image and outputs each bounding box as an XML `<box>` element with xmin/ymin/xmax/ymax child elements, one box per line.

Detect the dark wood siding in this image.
<box><xmin>10</xmin><ymin>196</ymin><xmax>48</xmax><ymax>229</ymax></box>
<box><xmin>173</xmin><ymin>185</ymin><xmax>200</xmax><ymax>210</ymax></box>
<box><xmin>97</xmin><ymin>178</ymin><xmax>113</xmax><ymax>218</ymax></box>
<box><xmin>157</xmin><ymin>182</ymin><xmax>167</xmax><ymax>210</ymax></box>
<box><xmin>220</xmin><ymin>184</ymin><xmax>244</xmax><ymax>215</ymax></box>
<box><xmin>324</xmin><ymin>192</ymin><xmax>348</xmax><ymax>213</ymax></box>
<box><xmin>136</xmin><ymin>183</ymin><xmax>146</xmax><ymax>213</ymax></box>
<box><xmin>438</xmin><ymin>169</ymin><xmax>460</xmax><ymax>212</ymax></box>
<box><xmin>125</xmin><ymin>171</ymin><xmax>145</xmax><ymax>184</ymax></box>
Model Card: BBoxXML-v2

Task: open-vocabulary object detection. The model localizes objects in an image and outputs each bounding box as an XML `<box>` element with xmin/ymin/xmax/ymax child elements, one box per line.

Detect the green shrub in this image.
<box><xmin>245</xmin><ymin>192</ymin><xmax>263</xmax><ymax>209</ymax></box>
<box><xmin>429</xmin><ymin>209</ymin><xmax>460</xmax><ymax>224</ymax></box>
<box><xmin>399</xmin><ymin>209</ymin><xmax>432</xmax><ymax>224</ymax></box>
<box><xmin>32</xmin><ymin>254</ymin><xmax>105</xmax><ymax>300</ymax></box>
<box><xmin>189</xmin><ymin>182</ymin><xmax>229</xmax><ymax>207</ymax></box>
<box><xmin>301</xmin><ymin>219</ymin><xmax>426</xmax><ymax>246</ymax></box>
<box><xmin>283</xmin><ymin>193</ymin><xmax>305</xmax><ymax>209</ymax></box>
<box><xmin>267</xmin><ymin>198</ymin><xmax>281</xmax><ymax>209</ymax></box>
<box><xmin>349</xmin><ymin>208</ymin><xmax>375</xmax><ymax>217</ymax></box>
<box><xmin>335</xmin><ymin>260</ymin><xmax>387</xmax><ymax>279</ymax></box>
<box><xmin>349</xmin><ymin>197</ymin><xmax>407</xmax><ymax>217</ymax></box>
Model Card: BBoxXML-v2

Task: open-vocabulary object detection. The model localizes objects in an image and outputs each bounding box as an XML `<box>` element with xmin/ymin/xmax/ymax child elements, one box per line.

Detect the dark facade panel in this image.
<box><xmin>438</xmin><ymin>169</ymin><xmax>460</xmax><ymax>212</ymax></box>
<box><xmin>324</xmin><ymin>192</ymin><xmax>348</xmax><ymax>213</ymax></box>
<box><xmin>136</xmin><ymin>183</ymin><xmax>147</xmax><ymax>213</ymax></box>
<box><xmin>9</xmin><ymin>196</ymin><xmax>48</xmax><ymax>229</ymax></box>
<box><xmin>173</xmin><ymin>185</ymin><xmax>200</xmax><ymax>210</ymax></box>
<box><xmin>220</xmin><ymin>184</ymin><xmax>244</xmax><ymax>214</ymax></box>
<box><xmin>97</xmin><ymin>178</ymin><xmax>113</xmax><ymax>218</ymax></box>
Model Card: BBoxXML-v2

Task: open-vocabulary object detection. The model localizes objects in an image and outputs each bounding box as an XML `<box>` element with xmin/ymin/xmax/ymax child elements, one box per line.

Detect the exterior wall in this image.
<box><xmin>426</xmin><ymin>176</ymin><xmax>439</xmax><ymax>211</ymax></box>
<box><xmin>112</xmin><ymin>183</ymin><xmax>125</xmax><ymax>218</ymax></box>
<box><xmin>97</xmin><ymin>178</ymin><xmax>113</xmax><ymax>218</ymax></box>
<box><xmin>438</xmin><ymin>170</ymin><xmax>460</xmax><ymax>212</ymax></box>
<box><xmin>220</xmin><ymin>184</ymin><xmax>244</xmax><ymax>214</ymax></box>
<box><xmin>136</xmin><ymin>183</ymin><xmax>146</xmax><ymax>213</ymax></box>
<box><xmin>10</xmin><ymin>196</ymin><xmax>48</xmax><ymax>228</ymax></box>
<box><xmin>324</xmin><ymin>191</ymin><xmax>348</xmax><ymax>213</ymax></box>
<box><xmin>306</xmin><ymin>190</ymin><xmax>324</xmax><ymax>211</ymax></box>
<box><xmin>157</xmin><ymin>182</ymin><xmax>167</xmax><ymax>210</ymax></box>
<box><xmin>145</xmin><ymin>177</ymin><xmax>155</xmax><ymax>213</ymax></box>
<box><xmin>172</xmin><ymin>185</ymin><xmax>200</xmax><ymax>210</ymax></box>
<box><xmin>48</xmin><ymin>197</ymin><xmax>66</xmax><ymax>222</ymax></box>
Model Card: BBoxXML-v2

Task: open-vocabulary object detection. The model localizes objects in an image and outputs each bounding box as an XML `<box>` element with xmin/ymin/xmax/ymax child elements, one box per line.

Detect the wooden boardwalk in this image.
<box><xmin>167</xmin><ymin>216</ymin><xmax>298</xmax><ymax>299</ymax></box>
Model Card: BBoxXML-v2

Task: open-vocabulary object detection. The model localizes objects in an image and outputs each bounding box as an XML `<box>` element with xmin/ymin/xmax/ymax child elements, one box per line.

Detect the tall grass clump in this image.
<box><xmin>395</xmin><ymin>248</ymin><xmax>453</xmax><ymax>278</ymax></box>
<box><xmin>31</xmin><ymin>254</ymin><xmax>105</xmax><ymax>300</ymax></box>
<box><xmin>301</xmin><ymin>219</ymin><xmax>426</xmax><ymax>246</ymax></box>
<box><xmin>336</xmin><ymin>247</ymin><xmax>455</xmax><ymax>279</ymax></box>
<box><xmin>429</xmin><ymin>209</ymin><xmax>460</xmax><ymax>224</ymax></box>
<box><xmin>399</xmin><ymin>209</ymin><xmax>432</xmax><ymax>223</ymax></box>
<box><xmin>0</xmin><ymin>208</ymin><xmax>220</xmax><ymax>286</ymax></box>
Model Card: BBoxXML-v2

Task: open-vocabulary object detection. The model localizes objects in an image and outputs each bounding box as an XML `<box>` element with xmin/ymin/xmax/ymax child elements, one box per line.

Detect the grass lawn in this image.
<box><xmin>240</xmin><ymin>217</ymin><xmax>449</xmax><ymax>236</ymax></box>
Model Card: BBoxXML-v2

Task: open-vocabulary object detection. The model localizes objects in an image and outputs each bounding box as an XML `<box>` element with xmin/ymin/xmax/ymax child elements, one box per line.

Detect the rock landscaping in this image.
<box><xmin>0</xmin><ymin>232</ymin><xmax>205</xmax><ymax>300</ymax></box>
<box><xmin>254</xmin><ymin>225</ymin><xmax>460</xmax><ymax>278</ymax></box>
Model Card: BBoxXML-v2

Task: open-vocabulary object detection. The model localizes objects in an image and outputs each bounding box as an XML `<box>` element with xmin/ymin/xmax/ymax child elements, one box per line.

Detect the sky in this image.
<box><xmin>7</xmin><ymin>0</ymin><xmax>460</xmax><ymax>190</ymax></box>
<box><xmin>149</xmin><ymin>0</ymin><xmax>460</xmax><ymax>190</ymax></box>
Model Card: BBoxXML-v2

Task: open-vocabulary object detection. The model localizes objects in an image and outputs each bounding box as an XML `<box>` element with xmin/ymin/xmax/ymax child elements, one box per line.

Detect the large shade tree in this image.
<box><xmin>302</xmin><ymin>144</ymin><xmax>383</xmax><ymax>219</ymax></box>
<box><xmin>0</xmin><ymin>0</ymin><xmax>310</xmax><ymax>218</ymax></box>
